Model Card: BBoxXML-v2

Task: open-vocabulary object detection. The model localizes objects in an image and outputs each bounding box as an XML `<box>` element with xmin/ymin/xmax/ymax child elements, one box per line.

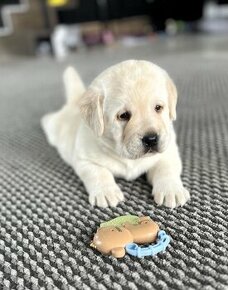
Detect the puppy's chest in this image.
<box><xmin>108</xmin><ymin>156</ymin><xmax>158</xmax><ymax>181</ymax></box>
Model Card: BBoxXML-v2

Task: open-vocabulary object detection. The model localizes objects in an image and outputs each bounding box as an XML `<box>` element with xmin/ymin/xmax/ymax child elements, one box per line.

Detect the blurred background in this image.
<box><xmin>0</xmin><ymin>0</ymin><xmax>228</xmax><ymax>60</ymax></box>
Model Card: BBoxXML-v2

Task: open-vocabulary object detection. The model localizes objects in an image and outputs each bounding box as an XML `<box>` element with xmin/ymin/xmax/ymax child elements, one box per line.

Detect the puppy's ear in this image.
<box><xmin>79</xmin><ymin>89</ymin><xmax>104</xmax><ymax>136</ymax></box>
<box><xmin>166</xmin><ymin>75</ymin><xmax>178</xmax><ymax>121</ymax></box>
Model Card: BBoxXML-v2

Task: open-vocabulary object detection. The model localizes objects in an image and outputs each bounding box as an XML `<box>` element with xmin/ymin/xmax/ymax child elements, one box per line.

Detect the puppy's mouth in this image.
<box><xmin>143</xmin><ymin>149</ymin><xmax>160</xmax><ymax>156</ymax></box>
<box><xmin>141</xmin><ymin>141</ymin><xmax>168</xmax><ymax>158</ymax></box>
<box><xmin>123</xmin><ymin>148</ymin><xmax>159</xmax><ymax>160</ymax></box>
<box><xmin>142</xmin><ymin>147</ymin><xmax>161</xmax><ymax>158</ymax></box>
<box><xmin>144</xmin><ymin>143</ymin><xmax>166</xmax><ymax>155</ymax></box>
<box><xmin>144</xmin><ymin>147</ymin><xmax>159</xmax><ymax>154</ymax></box>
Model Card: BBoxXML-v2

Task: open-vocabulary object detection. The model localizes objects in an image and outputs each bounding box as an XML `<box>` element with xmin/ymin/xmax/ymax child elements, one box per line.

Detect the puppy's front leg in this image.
<box><xmin>75</xmin><ymin>161</ymin><xmax>124</xmax><ymax>208</ymax></box>
<box><xmin>147</xmin><ymin>150</ymin><xmax>190</xmax><ymax>208</ymax></box>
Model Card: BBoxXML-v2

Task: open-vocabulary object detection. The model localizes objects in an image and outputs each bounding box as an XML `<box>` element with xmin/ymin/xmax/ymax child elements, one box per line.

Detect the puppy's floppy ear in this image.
<box><xmin>166</xmin><ymin>74</ymin><xmax>178</xmax><ymax>121</ymax></box>
<box><xmin>79</xmin><ymin>89</ymin><xmax>104</xmax><ymax>136</ymax></box>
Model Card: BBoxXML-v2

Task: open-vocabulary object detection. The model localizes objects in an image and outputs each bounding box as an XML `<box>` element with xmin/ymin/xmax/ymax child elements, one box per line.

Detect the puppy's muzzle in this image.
<box><xmin>142</xmin><ymin>133</ymin><xmax>159</xmax><ymax>152</ymax></box>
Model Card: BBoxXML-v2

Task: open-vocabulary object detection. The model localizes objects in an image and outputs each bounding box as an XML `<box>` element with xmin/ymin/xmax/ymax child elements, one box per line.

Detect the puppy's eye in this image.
<box><xmin>117</xmin><ymin>111</ymin><xmax>131</xmax><ymax>121</ymax></box>
<box><xmin>155</xmin><ymin>105</ymin><xmax>163</xmax><ymax>112</ymax></box>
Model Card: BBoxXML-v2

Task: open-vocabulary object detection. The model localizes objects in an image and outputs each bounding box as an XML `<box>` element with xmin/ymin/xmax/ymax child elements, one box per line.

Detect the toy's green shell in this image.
<box><xmin>100</xmin><ymin>215</ymin><xmax>139</xmax><ymax>228</ymax></box>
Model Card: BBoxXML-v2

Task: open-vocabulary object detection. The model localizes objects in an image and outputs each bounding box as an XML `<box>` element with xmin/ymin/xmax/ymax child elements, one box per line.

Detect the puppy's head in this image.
<box><xmin>79</xmin><ymin>60</ymin><xmax>177</xmax><ymax>159</ymax></box>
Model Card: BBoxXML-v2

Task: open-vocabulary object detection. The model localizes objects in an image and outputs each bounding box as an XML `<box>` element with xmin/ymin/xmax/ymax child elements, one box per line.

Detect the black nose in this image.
<box><xmin>142</xmin><ymin>134</ymin><xmax>158</xmax><ymax>149</ymax></box>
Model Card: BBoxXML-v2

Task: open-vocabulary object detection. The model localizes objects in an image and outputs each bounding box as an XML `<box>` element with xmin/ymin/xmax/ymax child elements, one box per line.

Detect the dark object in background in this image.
<box><xmin>56</xmin><ymin>0</ymin><xmax>204</xmax><ymax>31</ymax></box>
<box><xmin>57</xmin><ymin>0</ymin><xmax>98</xmax><ymax>24</ymax></box>
<box><xmin>147</xmin><ymin>0</ymin><xmax>204</xmax><ymax>31</ymax></box>
<box><xmin>56</xmin><ymin>0</ymin><xmax>148</xmax><ymax>24</ymax></box>
<box><xmin>217</xmin><ymin>0</ymin><xmax>228</xmax><ymax>4</ymax></box>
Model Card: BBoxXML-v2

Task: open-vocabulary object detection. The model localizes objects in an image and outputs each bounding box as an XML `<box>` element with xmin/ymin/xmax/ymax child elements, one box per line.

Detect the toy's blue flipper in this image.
<box><xmin>125</xmin><ymin>230</ymin><xmax>171</xmax><ymax>258</ymax></box>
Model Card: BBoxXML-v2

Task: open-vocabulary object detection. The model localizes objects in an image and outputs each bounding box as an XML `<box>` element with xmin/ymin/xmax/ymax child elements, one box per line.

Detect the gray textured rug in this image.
<box><xmin>0</xmin><ymin>38</ymin><xmax>228</xmax><ymax>289</ymax></box>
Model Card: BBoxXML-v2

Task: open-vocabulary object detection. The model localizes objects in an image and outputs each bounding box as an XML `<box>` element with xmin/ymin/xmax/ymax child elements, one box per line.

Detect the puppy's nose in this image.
<box><xmin>142</xmin><ymin>134</ymin><xmax>158</xmax><ymax>149</ymax></box>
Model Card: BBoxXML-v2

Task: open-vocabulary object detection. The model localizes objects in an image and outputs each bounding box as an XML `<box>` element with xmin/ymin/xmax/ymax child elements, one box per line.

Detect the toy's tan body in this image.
<box><xmin>92</xmin><ymin>226</ymin><xmax>133</xmax><ymax>258</ymax></box>
<box><xmin>124</xmin><ymin>217</ymin><xmax>159</xmax><ymax>244</ymax></box>
<box><xmin>91</xmin><ymin>216</ymin><xmax>159</xmax><ymax>258</ymax></box>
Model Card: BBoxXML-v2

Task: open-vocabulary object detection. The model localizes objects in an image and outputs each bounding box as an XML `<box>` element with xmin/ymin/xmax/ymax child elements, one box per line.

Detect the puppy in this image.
<box><xmin>41</xmin><ymin>60</ymin><xmax>190</xmax><ymax>208</ymax></box>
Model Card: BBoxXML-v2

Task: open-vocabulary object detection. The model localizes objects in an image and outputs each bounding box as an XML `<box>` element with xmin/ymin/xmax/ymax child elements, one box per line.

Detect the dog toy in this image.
<box><xmin>90</xmin><ymin>215</ymin><xmax>170</xmax><ymax>258</ymax></box>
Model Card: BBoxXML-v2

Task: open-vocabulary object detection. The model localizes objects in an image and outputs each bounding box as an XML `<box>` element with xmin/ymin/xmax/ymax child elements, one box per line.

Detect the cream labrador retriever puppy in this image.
<box><xmin>41</xmin><ymin>60</ymin><xmax>190</xmax><ymax>208</ymax></box>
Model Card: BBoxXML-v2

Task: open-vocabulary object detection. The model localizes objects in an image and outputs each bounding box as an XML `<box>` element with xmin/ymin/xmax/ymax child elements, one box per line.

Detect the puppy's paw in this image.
<box><xmin>152</xmin><ymin>179</ymin><xmax>190</xmax><ymax>208</ymax></box>
<box><xmin>89</xmin><ymin>186</ymin><xmax>124</xmax><ymax>208</ymax></box>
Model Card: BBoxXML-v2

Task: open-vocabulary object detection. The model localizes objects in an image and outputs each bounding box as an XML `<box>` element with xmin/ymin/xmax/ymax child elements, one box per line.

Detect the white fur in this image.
<box><xmin>41</xmin><ymin>60</ymin><xmax>190</xmax><ymax>208</ymax></box>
